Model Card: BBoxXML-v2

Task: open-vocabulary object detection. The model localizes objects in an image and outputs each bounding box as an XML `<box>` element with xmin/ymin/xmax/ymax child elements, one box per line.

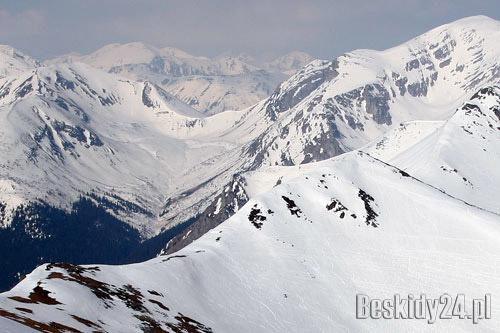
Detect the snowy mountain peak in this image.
<box><xmin>0</xmin><ymin>45</ymin><xmax>39</xmax><ymax>78</ymax></box>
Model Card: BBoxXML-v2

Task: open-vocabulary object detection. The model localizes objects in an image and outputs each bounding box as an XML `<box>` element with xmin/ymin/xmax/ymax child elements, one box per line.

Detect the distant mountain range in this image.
<box><xmin>0</xmin><ymin>15</ymin><xmax>499</xmax><ymax>332</ymax></box>
<box><xmin>47</xmin><ymin>44</ymin><xmax>314</xmax><ymax>114</ymax></box>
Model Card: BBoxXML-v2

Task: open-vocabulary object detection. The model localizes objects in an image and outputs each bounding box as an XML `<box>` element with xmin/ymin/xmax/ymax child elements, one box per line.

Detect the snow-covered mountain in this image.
<box><xmin>0</xmin><ymin>14</ymin><xmax>498</xmax><ymax>304</ymax></box>
<box><xmin>0</xmin><ymin>45</ymin><xmax>39</xmax><ymax>79</ymax></box>
<box><xmin>49</xmin><ymin>44</ymin><xmax>313</xmax><ymax>114</ymax></box>
<box><xmin>232</xmin><ymin>15</ymin><xmax>499</xmax><ymax>166</ymax></box>
<box><xmin>0</xmin><ymin>61</ymin><xmax>212</xmax><ymax>229</ymax></box>
<box><xmin>0</xmin><ymin>84</ymin><xmax>498</xmax><ymax>332</ymax></box>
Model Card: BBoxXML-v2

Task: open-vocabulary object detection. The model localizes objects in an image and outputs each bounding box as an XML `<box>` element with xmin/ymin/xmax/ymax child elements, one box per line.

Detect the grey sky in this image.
<box><xmin>0</xmin><ymin>0</ymin><xmax>498</xmax><ymax>61</ymax></box>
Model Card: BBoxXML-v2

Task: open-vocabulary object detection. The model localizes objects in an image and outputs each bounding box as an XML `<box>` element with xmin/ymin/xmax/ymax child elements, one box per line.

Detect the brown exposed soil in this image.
<box><xmin>70</xmin><ymin>314</ymin><xmax>102</xmax><ymax>329</ymax></box>
<box><xmin>9</xmin><ymin>285</ymin><xmax>61</xmax><ymax>305</ymax></box>
<box><xmin>0</xmin><ymin>308</ymin><xmax>80</xmax><ymax>333</ymax></box>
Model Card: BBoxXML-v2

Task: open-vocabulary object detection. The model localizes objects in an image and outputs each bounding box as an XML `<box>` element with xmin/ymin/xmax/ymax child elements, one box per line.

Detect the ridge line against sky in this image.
<box><xmin>0</xmin><ymin>0</ymin><xmax>499</xmax><ymax>61</ymax></box>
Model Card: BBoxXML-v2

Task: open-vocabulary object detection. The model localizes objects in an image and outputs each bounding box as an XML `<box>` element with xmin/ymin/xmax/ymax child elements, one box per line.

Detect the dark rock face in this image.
<box><xmin>392</xmin><ymin>50</ymin><xmax>444</xmax><ymax>99</ymax></box>
<box><xmin>29</xmin><ymin>126</ymin><xmax>55</xmax><ymax>160</ymax></box>
<box><xmin>52</xmin><ymin>120</ymin><xmax>103</xmax><ymax>149</ymax></box>
<box><xmin>244</xmin><ymin>76</ymin><xmax>394</xmax><ymax>167</ymax></box>
<box><xmin>334</xmin><ymin>88</ymin><xmax>361</xmax><ymax>108</ymax></box>
<box><xmin>407</xmin><ymin>81</ymin><xmax>429</xmax><ymax>97</ymax></box>
<box><xmin>15</xmin><ymin>83</ymin><xmax>33</xmax><ymax>99</ymax></box>
<box><xmin>148</xmin><ymin>56</ymin><xmax>166</xmax><ymax>74</ymax></box>
<box><xmin>55</xmin><ymin>71</ymin><xmax>76</xmax><ymax>91</ymax></box>
<box><xmin>243</xmin><ymin>132</ymin><xmax>282</xmax><ymax>169</ymax></box>
<box><xmin>471</xmin><ymin>86</ymin><xmax>496</xmax><ymax>100</ymax></box>
<box><xmin>54</xmin><ymin>97</ymin><xmax>90</xmax><ymax>122</ymax></box>
<box><xmin>439</xmin><ymin>59</ymin><xmax>452</xmax><ymax>68</ymax></box>
<box><xmin>469</xmin><ymin>85</ymin><xmax>500</xmax><ymax>121</ymax></box>
<box><xmin>393</xmin><ymin>72</ymin><xmax>408</xmax><ymax>96</ymax></box>
<box><xmin>27</xmin><ymin>107</ymin><xmax>105</xmax><ymax>162</ymax></box>
<box><xmin>406</xmin><ymin>59</ymin><xmax>420</xmax><ymax>71</ymax></box>
<box><xmin>248</xmin><ymin>205</ymin><xmax>267</xmax><ymax>229</ymax></box>
<box><xmin>301</xmin><ymin>120</ymin><xmax>345</xmax><ymax>164</ymax></box>
<box><xmin>68</xmin><ymin>69</ymin><xmax>118</xmax><ymax>106</ymax></box>
<box><xmin>363</xmin><ymin>84</ymin><xmax>392</xmax><ymax>125</ymax></box>
<box><xmin>358</xmin><ymin>189</ymin><xmax>379</xmax><ymax>227</ymax></box>
<box><xmin>0</xmin><ymin>81</ymin><xmax>12</xmax><ymax>100</ymax></box>
<box><xmin>142</xmin><ymin>83</ymin><xmax>155</xmax><ymax>108</ymax></box>
<box><xmin>281</xmin><ymin>196</ymin><xmax>302</xmax><ymax>217</ymax></box>
<box><xmin>433</xmin><ymin>36</ymin><xmax>456</xmax><ymax>60</ymax></box>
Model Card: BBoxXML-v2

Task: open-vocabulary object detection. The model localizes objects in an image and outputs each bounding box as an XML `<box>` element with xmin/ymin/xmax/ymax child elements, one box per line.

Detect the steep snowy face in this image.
<box><xmin>236</xmin><ymin>16</ymin><xmax>500</xmax><ymax>167</ymax></box>
<box><xmin>1</xmin><ymin>93</ymin><xmax>499</xmax><ymax>331</ymax></box>
<box><xmin>0</xmin><ymin>45</ymin><xmax>39</xmax><ymax>78</ymax></box>
<box><xmin>366</xmin><ymin>85</ymin><xmax>500</xmax><ymax>214</ymax></box>
<box><xmin>49</xmin><ymin>43</ymin><xmax>313</xmax><ymax>114</ymax></box>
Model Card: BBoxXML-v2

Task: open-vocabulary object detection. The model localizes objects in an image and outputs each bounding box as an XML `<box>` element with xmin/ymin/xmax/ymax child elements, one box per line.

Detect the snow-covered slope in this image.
<box><xmin>0</xmin><ymin>56</ymin><xmax>262</xmax><ymax>290</ymax></box>
<box><xmin>1</xmin><ymin>84</ymin><xmax>499</xmax><ymax>331</ymax></box>
<box><xmin>365</xmin><ymin>85</ymin><xmax>500</xmax><ymax>214</ymax></box>
<box><xmin>49</xmin><ymin>43</ymin><xmax>312</xmax><ymax>114</ymax></box>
